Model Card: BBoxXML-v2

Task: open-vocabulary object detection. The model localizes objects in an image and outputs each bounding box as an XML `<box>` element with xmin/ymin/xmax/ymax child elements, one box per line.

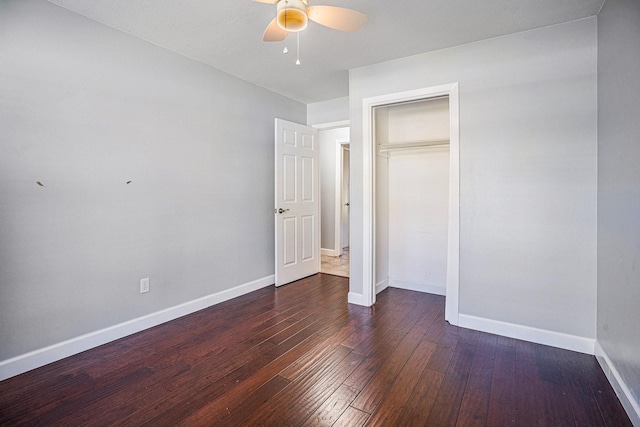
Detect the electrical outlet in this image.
<box><xmin>140</xmin><ymin>277</ymin><xmax>150</xmax><ymax>294</ymax></box>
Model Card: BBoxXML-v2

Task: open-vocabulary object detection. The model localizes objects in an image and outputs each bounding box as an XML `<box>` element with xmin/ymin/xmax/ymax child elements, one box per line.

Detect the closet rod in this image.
<box><xmin>378</xmin><ymin>139</ymin><xmax>450</xmax><ymax>152</ymax></box>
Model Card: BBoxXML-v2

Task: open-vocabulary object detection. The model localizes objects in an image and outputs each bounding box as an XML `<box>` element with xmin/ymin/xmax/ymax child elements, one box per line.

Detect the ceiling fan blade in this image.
<box><xmin>263</xmin><ymin>18</ymin><xmax>288</xmax><ymax>41</ymax></box>
<box><xmin>254</xmin><ymin>0</ymin><xmax>279</xmax><ymax>4</ymax></box>
<box><xmin>307</xmin><ymin>5</ymin><xmax>367</xmax><ymax>32</ymax></box>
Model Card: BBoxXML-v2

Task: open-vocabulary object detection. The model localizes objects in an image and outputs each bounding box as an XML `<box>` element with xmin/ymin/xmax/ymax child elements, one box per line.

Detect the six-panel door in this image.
<box><xmin>275</xmin><ymin>119</ymin><xmax>319</xmax><ymax>286</ymax></box>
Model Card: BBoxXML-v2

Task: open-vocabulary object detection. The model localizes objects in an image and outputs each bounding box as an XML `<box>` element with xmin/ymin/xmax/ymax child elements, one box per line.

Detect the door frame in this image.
<box><xmin>334</xmin><ymin>139</ymin><xmax>350</xmax><ymax>256</ymax></box>
<box><xmin>361</xmin><ymin>83</ymin><xmax>460</xmax><ymax>325</ymax></box>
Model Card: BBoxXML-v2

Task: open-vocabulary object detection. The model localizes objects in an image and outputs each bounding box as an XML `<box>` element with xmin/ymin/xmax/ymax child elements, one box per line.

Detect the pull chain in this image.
<box><xmin>296</xmin><ymin>32</ymin><xmax>301</xmax><ymax>65</ymax></box>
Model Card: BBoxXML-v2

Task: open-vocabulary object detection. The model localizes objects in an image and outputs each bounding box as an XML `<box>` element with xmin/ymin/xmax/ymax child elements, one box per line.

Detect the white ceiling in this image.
<box><xmin>47</xmin><ymin>0</ymin><xmax>604</xmax><ymax>104</ymax></box>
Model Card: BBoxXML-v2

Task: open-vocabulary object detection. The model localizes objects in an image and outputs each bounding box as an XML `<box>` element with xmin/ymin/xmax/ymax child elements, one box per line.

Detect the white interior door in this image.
<box><xmin>275</xmin><ymin>118</ymin><xmax>320</xmax><ymax>286</ymax></box>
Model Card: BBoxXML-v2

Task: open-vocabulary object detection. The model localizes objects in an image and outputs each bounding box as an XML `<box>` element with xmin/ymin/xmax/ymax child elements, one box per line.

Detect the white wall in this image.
<box><xmin>597</xmin><ymin>0</ymin><xmax>640</xmax><ymax>423</ymax></box>
<box><xmin>389</xmin><ymin>148</ymin><xmax>450</xmax><ymax>294</ymax></box>
<box><xmin>319</xmin><ymin>127</ymin><xmax>349</xmax><ymax>251</ymax></box>
<box><xmin>374</xmin><ymin>152</ymin><xmax>389</xmax><ymax>291</ymax></box>
<box><xmin>0</xmin><ymin>0</ymin><xmax>305</xmax><ymax>372</ymax></box>
<box><xmin>349</xmin><ymin>18</ymin><xmax>598</xmax><ymax>349</ymax></box>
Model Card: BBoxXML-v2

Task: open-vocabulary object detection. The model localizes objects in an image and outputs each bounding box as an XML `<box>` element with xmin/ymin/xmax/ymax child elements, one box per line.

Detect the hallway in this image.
<box><xmin>320</xmin><ymin>247</ymin><xmax>350</xmax><ymax>277</ymax></box>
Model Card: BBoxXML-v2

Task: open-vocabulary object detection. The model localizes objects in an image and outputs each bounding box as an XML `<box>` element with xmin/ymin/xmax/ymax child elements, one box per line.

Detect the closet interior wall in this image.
<box><xmin>374</xmin><ymin>97</ymin><xmax>451</xmax><ymax>295</ymax></box>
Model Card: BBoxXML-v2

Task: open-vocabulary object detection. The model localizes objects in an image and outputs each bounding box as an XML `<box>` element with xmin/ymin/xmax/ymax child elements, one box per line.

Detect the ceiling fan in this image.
<box><xmin>255</xmin><ymin>0</ymin><xmax>368</xmax><ymax>42</ymax></box>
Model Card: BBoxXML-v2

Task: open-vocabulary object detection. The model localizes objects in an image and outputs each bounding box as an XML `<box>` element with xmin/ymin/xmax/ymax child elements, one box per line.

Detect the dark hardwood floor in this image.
<box><xmin>0</xmin><ymin>274</ymin><xmax>632</xmax><ymax>426</ymax></box>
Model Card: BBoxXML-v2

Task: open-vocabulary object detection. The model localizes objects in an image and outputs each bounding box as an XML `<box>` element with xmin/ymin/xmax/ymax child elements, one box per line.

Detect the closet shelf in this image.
<box><xmin>378</xmin><ymin>139</ymin><xmax>450</xmax><ymax>152</ymax></box>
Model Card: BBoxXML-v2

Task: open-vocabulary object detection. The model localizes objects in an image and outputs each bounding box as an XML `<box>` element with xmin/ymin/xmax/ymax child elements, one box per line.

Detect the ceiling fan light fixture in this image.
<box><xmin>276</xmin><ymin>0</ymin><xmax>308</xmax><ymax>32</ymax></box>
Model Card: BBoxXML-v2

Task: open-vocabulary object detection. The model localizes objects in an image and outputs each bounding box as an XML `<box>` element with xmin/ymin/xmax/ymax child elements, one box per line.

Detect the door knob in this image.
<box><xmin>277</xmin><ymin>208</ymin><xmax>290</xmax><ymax>214</ymax></box>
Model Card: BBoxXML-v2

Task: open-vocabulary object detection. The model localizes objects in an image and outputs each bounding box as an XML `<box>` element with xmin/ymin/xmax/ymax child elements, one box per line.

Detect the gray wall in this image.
<box><xmin>0</xmin><ymin>0</ymin><xmax>305</xmax><ymax>361</ymax></box>
<box><xmin>597</xmin><ymin>0</ymin><xmax>640</xmax><ymax>413</ymax></box>
<box><xmin>307</xmin><ymin>97</ymin><xmax>349</xmax><ymax>126</ymax></box>
<box><xmin>349</xmin><ymin>18</ymin><xmax>598</xmax><ymax>339</ymax></box>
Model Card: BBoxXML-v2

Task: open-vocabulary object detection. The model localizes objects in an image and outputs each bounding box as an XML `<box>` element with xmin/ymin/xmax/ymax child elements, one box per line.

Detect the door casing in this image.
<box><xmin>361</xmin><ymin>83</ymin><xmax>460</xmax><ymax>325</ymax></box>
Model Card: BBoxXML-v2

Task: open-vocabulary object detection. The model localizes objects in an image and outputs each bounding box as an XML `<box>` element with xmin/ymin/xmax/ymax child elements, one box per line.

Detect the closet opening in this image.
<box><xmin>361</xmin><ymin>83</ymin><xmax>459</xmax><ymax>325</ymax></box>
<box><xmin>374</xmin><ymin>95</ymin><xmax>450</xmax><ymax>295</ymax></box>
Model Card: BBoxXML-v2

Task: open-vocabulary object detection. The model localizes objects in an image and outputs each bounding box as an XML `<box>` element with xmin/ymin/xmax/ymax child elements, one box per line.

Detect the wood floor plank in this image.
<box><xmin>540</xmin><ymin>380</ymin><xmax>577</xmax><ymax>427</ymax></box>
<box><xmin>455</xmin><ymin>352</ymin><xmax>495</xmax><ymax>427</ymax></box>
<box><xmin>486</xmin><ymin>343</ymin><xmax>517</xmax><ymax>427</ymax></box>
<box><xmin>277</xmin><ymin>350</ymin><xmax>364</xmax><ymax>426</ymax></box>
<box><xmin>475</xmin><ymin>333</ymin><xmax>498</xmax><ymax>360</ymax></box>
<box><xmin>515</xmin><ymin>339</ymin><xmax>539</xmax><ymax>365</ymax></box>
<box><xmin>364</xmin><ymin>339</ymin><xmax>437</xmax><ymax>426</ymax></box>
<box><xmin>426</xmin><ymin>342</ymin><xmax>458</xmax><ymax>373</ymax></box>
<box><xmin>119</xmin><ymin>282</ymin><xmax>349</xmax><ymax>425</ymax></box>
<box><xmin>37</xmin><ymin>367</ymin><xmax>155</xmax><ymax>426</ymax></box>
<box><xmin>496</xmin><ymin>335</ymin><xmax>516</xmax><ymax>347</ymax></box>
<box><xmin>534</xmin><ymin>345</ymin><xmax>580</xmax><ymax>426</ymax></box>
<box><xmin>424</xmin><ymin>341</ymin><xmax>476</xmax><ymax>426</ymax></box>
<box><xmin>160</xmin><ymin>313</ymin><xmax>358</xmax><ymax>426</ymax></box>
<box><xmin>278</xmin><ymin>312</ymin><xmax>367</xmax><ymax>381</ymax></box>
<box><xmin>591</xmin><ymin>376</ymin><xmax>635</xmax><ymax>427</ymax></box>
<box><xmin>241</xmin><ymin>345</ymin><xmax>361</xmax><ymax>426</ymax></box>
<box><xmin>413</xmin><ymin>301</ymin><xmax>443</xmax><ymax>332</ymax></box>
<box><xmin>154</xmin><ymin>292</ymin><xmax>348</xmax><ymax>425</ymax></box>
<box><xmin>455</xmin><ymin>388</ymin><xmax>492</xmax><ymax>427</ymax></box>
<box><xmin>556</xmin><ymin>349</ymin><xmax>612</xmax><ymax>426</ymax></box>
<box><xmin>390</xmin><ymin>294</ymin><xmax>433</xmax><ymax>335</ymax></box>
<box><xmin>514</xmin><ymin>360</ymin><xmax>547</xmax><ymax>427</ymax></box>
<box><xmin>351</xmin><ymin>312</ymin><xmax>436</xmax><ymax>413</ymax></box>
<box><xmin>343</xmin><ymin>331</ymin><xmax>405</xmax><ymax>390</ymax></box>
<box><xmin>304</xmin><ymin>384</ymin><xmax>359</xmax><ymax>426</ymax></box>
<box><xmin>333</xmin><ymin>406</ymin><xmax>370</xmax><ymax>427</ymax></box>
<box><xmin>176</xmin><ymin>375</ymin><xmax>291</xmax><ymax>427</ymax></box>
<box><xmin>393</xmin><ymin>368</ymin><xmax>445</xmax><ymax>426</ymax></box>
<box><xmin>0</xmin><ymin>274</ymin><xmax>632</xmax><ymax>427</ymax></box>
<box><xmin>341</xmin><ymin>322</ymin><xmax>376</xmax><ymax>349</ymax></box>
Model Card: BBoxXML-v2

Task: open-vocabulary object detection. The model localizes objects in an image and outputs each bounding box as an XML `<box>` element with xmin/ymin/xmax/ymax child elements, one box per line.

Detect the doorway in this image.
<box><xmin>318</xmin><ymin>125</ymin><xmax>350</xmax><ymax>277</ymax></box>
<box><xmin>361</xmin><ymin>83</ymin><xmax>460</xmax><ymax>324</ymax></box>
<box><xmin>340</xmin><ymin>144</ymin><xmax>350</xmax><ymax>252</ymax></box>
<box><xmin>374</xmin><ymin>97</ymin><xmax>450</xmax><ymax>296</ymax></box>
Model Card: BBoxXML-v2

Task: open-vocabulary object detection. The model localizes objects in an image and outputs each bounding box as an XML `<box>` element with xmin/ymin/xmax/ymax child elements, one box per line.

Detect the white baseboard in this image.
<box><xmin>389</xmin><ymin>278</ymin><xmax>446</xmax><ymax>296</ymax></box>
<box><xmin>0</xmin><ymin>275</ymin><xmax>275</xmax><ymax>382</ymax></box>
<box><xmin>321</xmin><ymin>248</ymin><xmax>340</xmax><ymax>257</ymax></box>
<box><xmin>376</xmin><ymin>279</ymin><xmax>389</xmax><ymax>294</ymax></box>
<box><xmin>348</xmin><ymin>291</ymin><xmax>368</xmax><ymax>306</ymax></box>
<box><xmin>458</xmin><ymin>314</ymin><xmax>595</xmax><ymax>355</ymax></box>
<box><xmin>595</xmin><ymin>341</ymin><xmax>640</xmax><ymax>426</ymax></box>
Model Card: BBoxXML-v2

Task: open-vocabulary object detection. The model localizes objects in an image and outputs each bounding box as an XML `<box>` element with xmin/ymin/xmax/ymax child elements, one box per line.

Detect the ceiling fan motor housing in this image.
<box><xmin>276</xmin><ymin>0</ymin><xmax>309</xmax><ymax>32</ymax></box>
